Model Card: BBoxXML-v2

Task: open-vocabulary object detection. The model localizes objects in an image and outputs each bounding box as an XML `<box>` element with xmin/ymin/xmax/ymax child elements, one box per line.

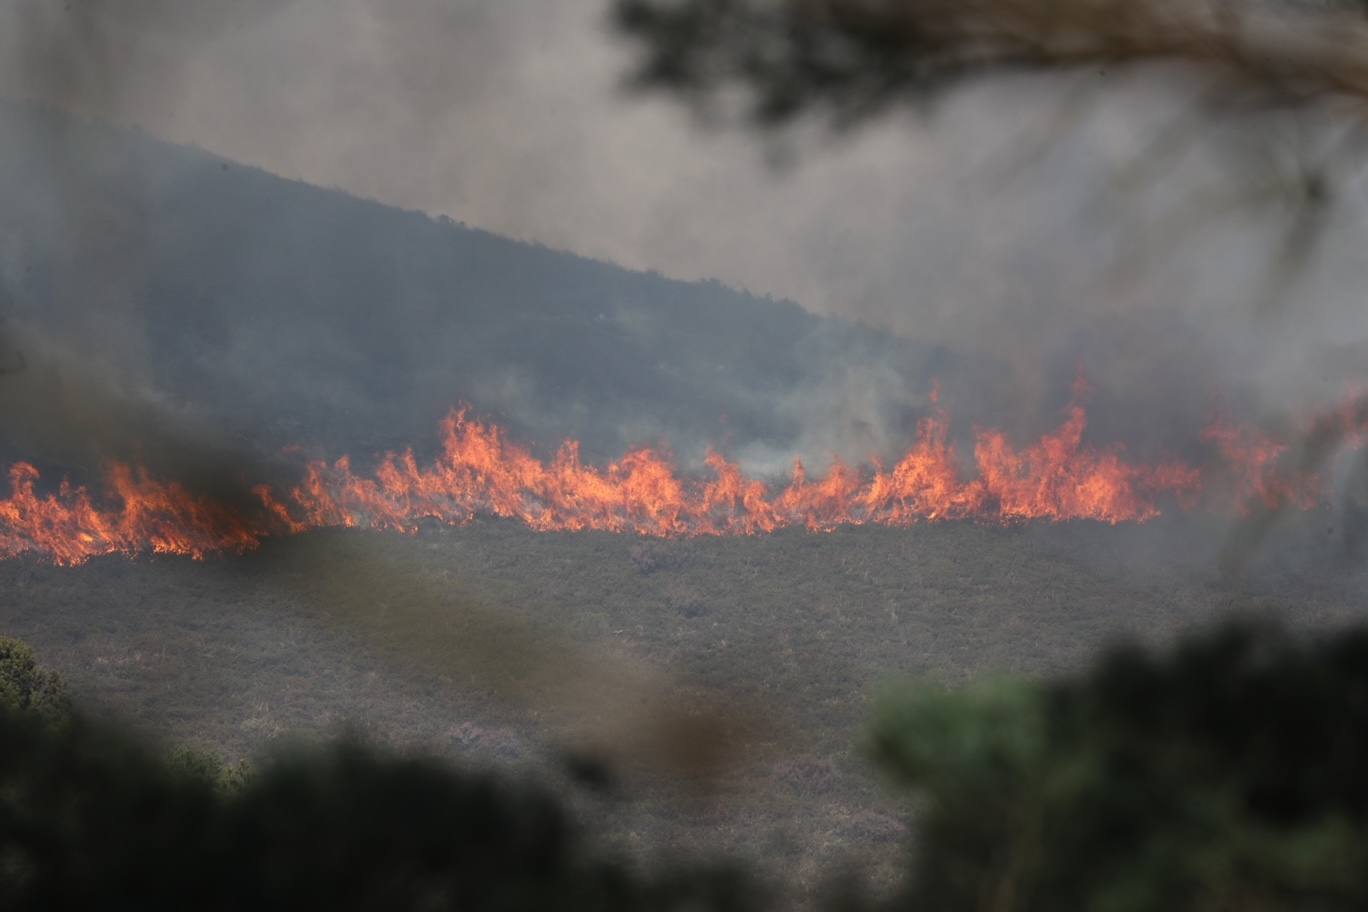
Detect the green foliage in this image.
<box><xmin>868</xmin><ymin>622</ymin><xmax>1368</xmax><ymax>911</ymax></box>
<box><xmin>868</xmin><ymin>679</ymin><xmax>1052</xmax><ymax>910</ymax></box>
<box><xmin>166</xmin><ymin>745</ymin><xmax>252</xmax><ymax>796</ymax></box>
<box><xmin>872</xmin><ymin>677</ymin><xmax>1045</xmax><ymax>798</ymax></box>
<box><xmin>1</xmin><ymin>635</ymin><xmax>252</xmax><ymax>795</ymax></box>
<box><xmin>0</xmin><ymin>635</ymin><xmax>70</xmax><ymax>725</ymax></box>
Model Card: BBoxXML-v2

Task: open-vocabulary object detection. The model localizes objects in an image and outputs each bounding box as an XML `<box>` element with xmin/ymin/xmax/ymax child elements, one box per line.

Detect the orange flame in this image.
<box><xmin>0</xmin><ymin>389</ymin><xmax>1357</xmax><ymax>565</ymax></box>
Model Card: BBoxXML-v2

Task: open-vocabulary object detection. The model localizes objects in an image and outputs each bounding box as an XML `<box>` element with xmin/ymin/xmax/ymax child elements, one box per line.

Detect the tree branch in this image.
<box><xmin>614</xmin><ymin>0</ymin><xmax>1368</xmax><ymax>125</ymax></box>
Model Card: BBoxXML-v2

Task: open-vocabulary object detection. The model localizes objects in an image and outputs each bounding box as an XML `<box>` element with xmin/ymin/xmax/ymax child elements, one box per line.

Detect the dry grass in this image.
<box><xmin>1</xmin><ymin>515</ymin><xmax>1364</xmax><ymax>897</ymax></box>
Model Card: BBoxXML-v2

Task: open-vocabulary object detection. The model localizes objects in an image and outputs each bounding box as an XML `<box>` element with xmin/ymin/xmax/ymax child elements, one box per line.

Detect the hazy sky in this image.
<box><xmin>0</xmin><ymin>2</ymin><xmax>1158</xmax><ymax>319</ymax></box>
<box><xmin>4</xmin><ymin>0</ymin><xmax>1368</xmax><ymax>419</ymax></box>
<box><xmin>5</xmin><ymin>0</ymin><xmax>967</xmax><ymax>322</ymax></box>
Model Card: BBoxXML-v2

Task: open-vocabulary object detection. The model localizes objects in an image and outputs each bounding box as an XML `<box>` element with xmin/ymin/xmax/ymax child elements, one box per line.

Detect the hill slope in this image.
<box><xmin>0</xmin><ymin>103</ymin><xmax>951</xmax><ymax>469</ymax></box>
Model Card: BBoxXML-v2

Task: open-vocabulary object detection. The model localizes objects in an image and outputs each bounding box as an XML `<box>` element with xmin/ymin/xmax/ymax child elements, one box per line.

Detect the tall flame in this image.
<box><xmin>0</xmin><ymin>388</ymin><xmax>1358</xmax><ymax>565</ymax></box>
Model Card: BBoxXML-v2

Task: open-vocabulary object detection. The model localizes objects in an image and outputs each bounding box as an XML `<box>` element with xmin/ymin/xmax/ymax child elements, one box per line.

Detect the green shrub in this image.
<box><xmin>868</xmin><ymin>622</ymin><xmax>1368</xmax><ymax>911</ymax></box>
<box><xmin>0</xmin><ymin>636</ymin><xmax>70</xmax><ymax>725</ymax></box>
<box><xmin>166</xmin><ymin>745</ymin><xmax>253</xmax><ymax>795</ymax></box>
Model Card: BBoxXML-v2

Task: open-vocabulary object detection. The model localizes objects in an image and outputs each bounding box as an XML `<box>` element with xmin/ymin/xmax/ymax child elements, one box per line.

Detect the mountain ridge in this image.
<box><xmin>0</xmin><ymin>101</ymin><xmax>949</xmax><ymax>472</ymax></box>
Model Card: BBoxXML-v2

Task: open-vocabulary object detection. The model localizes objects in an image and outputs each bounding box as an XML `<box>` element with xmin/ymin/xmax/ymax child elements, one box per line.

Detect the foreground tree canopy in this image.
<box><xmin>6</xmin><ymin>621</ymin><xmax>1368</xmax><ymax>910</ymax></box>
<box><xmin>871</xmin><ymin>621</ymin><xmax>1368</xmax><ymax>909</ymax></box>
<box><xmin>613</xmin><ymin>0</ymin><xmax>1368</xmax><ymax>127</ymax></box>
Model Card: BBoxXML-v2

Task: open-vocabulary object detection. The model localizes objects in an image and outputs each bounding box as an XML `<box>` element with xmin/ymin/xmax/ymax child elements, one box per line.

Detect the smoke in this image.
<box><xmin>5</xmin><ymin>1</ymin><xmax>1363</xmax><ymax>443</ymax></box>
<box><xmin>3</xmin><ymin>6</ymin><xmax>1368</xmax><ymax>510</ymax></box>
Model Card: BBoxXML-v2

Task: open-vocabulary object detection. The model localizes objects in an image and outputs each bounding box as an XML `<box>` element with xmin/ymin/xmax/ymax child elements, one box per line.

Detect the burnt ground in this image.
<box><xmin>2</xmin><ymin>516</ymin><xmax>1365</xmax><ymax>895</ymax></box>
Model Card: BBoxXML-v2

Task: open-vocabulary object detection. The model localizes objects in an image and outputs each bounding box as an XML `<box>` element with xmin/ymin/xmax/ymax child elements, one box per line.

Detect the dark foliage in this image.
<box><xmin>0</xmin><ymin>705</ymin><xmax>762</xmax><ymax>912</ymax></box>
<box><xmin>11</xmin><ymin>616</ymin><xmax>1368</xmax><ymax>909</ymax></box>
<box><xmin>614</xmin><ymin>0</ymin><xmax>1368</xmax><ymax>129</ymax></box>
<box><xmin>613</xmin><ymin>0</ymin><xmax>982</xmax><ymax>127</ymax></box>
<box><xmin>872</xmin><ymin>621</ymin><xmax>1368</xmax><ymax>910</ymax></box>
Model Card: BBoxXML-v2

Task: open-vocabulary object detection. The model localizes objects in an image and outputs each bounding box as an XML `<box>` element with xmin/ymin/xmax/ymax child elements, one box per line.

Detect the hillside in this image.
<box><xmin>0</xmin><ymin>103</ymin><xmax>954</xmax><ymax>470</ymax></box>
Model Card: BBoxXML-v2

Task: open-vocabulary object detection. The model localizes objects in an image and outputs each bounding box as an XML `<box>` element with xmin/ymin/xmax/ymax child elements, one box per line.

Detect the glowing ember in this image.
<box><xmin>0</xmin><ymin>389</ymin><xmax>1357</xmax><ymax>565</ymax></box>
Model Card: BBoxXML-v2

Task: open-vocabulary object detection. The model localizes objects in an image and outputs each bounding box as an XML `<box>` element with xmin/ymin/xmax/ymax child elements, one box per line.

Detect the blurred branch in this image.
<box><xmin>614</xmin><ymin>0</ymin><xmax>1368</xmax><ymax>127</ymax></box>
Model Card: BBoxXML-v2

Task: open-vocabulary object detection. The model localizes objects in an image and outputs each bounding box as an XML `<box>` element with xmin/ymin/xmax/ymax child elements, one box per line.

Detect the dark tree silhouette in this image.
<box><xmin>613</xmin><ymin>0</ymin><xmax>1368</xmax><ymax>128</ymax></box>
<box><xmin>11</xmin><ymin>623</ymin><xmax>1368</xmax><ymax>909</ymax></box>
<box><xmin>865</xmin><ymin>621</ymin><xmax>1368</xmax><ymax>910</ymax></box>
<box><xmin>0</xmin><ymin>702</ymin><xmax>762</xmax><ymax>912</ymax></box>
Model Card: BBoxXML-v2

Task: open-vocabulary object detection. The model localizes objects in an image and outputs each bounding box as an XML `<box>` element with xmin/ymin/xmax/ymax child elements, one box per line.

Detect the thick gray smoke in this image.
<box><xmin>2</xmin><ymin>1</ymin><xmax>1368</xmax><ymax>508</ymax></box>
<box><xmin>5</xmin><ymin>0</ymin><xmax>1366</xmax><ymax>449</ymax></box>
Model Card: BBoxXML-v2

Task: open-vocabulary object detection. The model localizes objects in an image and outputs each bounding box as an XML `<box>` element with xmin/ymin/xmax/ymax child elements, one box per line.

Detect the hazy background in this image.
<box><xmin>2</xmin><ymin>0</ymin><xmax>1368</xmax><ymax>463</ymax></box>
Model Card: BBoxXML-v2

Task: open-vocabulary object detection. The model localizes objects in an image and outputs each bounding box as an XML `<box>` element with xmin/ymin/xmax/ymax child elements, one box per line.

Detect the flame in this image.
<box><xmin>1201</xmin><ymin>418</ymin><xmax>1314</xmax><ymax>513</ymax></box>
<box><xmin>0</xmin><ymin>388</ymin><xmax>1359</xmax><ymax>565</ymax></box>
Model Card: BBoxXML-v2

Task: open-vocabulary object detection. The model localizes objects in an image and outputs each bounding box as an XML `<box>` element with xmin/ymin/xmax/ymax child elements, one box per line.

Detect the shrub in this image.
<box><xmin>0</xmin><ymin>706</ymin><xmax>763</xmax><ymax>911</ymax></box>
<box><xmin>869</xmin><ymin>622</ymin><xmax>1368</xmax><ymax>911</ymax></box>
<box><xmin>0</xmin><ymin>636</ymin><xmax>70</xmax><ymax>725</ymax></box>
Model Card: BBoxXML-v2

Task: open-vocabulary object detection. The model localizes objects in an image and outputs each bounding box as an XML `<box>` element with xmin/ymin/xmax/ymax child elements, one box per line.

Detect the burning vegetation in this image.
<box><xmin>0</xmin><ymin>385</ymin><xmax>1360</xmax><ymax>566</ymax></box>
